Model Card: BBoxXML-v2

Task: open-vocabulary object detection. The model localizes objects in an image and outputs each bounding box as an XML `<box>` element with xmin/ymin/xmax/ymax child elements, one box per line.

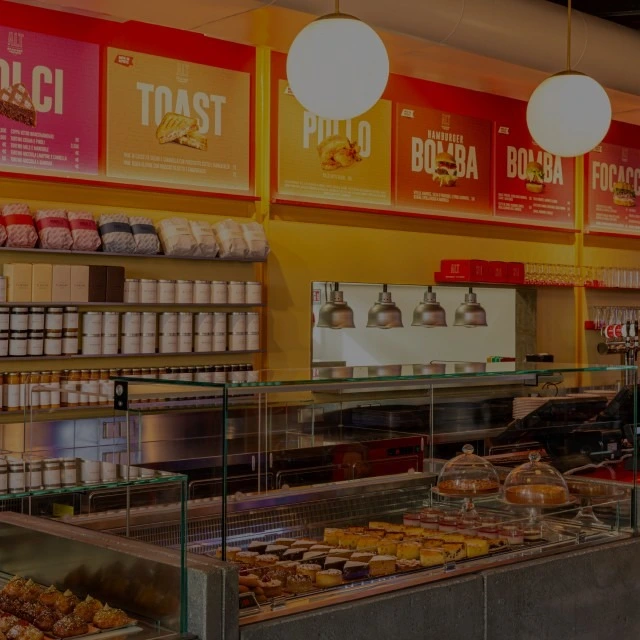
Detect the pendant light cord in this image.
<box><xmin>566</xmin><ymin>0</ymin><xmax>572</xmax><ymax>70</ymax></box>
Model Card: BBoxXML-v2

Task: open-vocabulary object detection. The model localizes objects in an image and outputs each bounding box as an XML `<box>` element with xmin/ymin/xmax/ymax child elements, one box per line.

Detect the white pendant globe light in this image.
<box><xmin>526</xmin><ymin>0</ymin><xmax>611</xmax><ymax>158</ymax></box>
<box><xmin>286</xmin><ymin>0</ymin><xmax>389</xmax><ymax>121</ymax></box>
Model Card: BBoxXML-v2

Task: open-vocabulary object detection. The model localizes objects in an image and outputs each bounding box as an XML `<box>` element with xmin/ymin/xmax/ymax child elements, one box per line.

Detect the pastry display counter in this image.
<box><xmin>58</xmin><ymin>363</ymin><xmax>640</xmax><ymax>638</ymax></box>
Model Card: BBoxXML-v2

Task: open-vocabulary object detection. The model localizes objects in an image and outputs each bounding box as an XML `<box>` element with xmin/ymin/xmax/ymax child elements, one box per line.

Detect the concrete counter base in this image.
<box><xmin>238</xmin><ymin>538</ymin><xmax>640</xmax><ymax>640</ymax></box>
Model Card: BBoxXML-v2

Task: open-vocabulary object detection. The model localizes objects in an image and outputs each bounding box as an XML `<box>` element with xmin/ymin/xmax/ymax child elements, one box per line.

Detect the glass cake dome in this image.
<box><xmin>437</xmin><ymin>444</ymin><xmax>500</xmax><ymax>496</ymax></box>
<box><xmin>503</xmin><ymin>452</ymin><xmax>570</xmax><ymax>506</ymax></box>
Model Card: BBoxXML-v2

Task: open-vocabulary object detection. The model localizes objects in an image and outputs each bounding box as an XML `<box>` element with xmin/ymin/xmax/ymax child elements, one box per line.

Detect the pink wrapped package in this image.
<box><xmin>34</xmin><ymin>210</ymin><xmax>73</xmax><ymax>250</ymax></box>
<box><xmin>68</xmin><ymin>211</ymin><xmax>101</xmax><ymax>252</ymax></box>
<box><xmin>2</xmin><ymin>203</ymin><xmax>37</xmax><ymax>248</ymax></box>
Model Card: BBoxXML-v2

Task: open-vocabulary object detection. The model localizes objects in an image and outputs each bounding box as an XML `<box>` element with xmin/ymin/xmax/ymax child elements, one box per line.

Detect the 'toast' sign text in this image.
<box><xmin>106</xmin><ymin>48</ymin><xmax>250</xmax><ymax>193</ymax></box>
<box><xmin>395</xmin><ymin>105</ymin><xmax>492</xmax><ymax>218</ymax></box>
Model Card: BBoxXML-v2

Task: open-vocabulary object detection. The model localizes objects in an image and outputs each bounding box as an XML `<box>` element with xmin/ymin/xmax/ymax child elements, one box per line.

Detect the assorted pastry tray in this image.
<box><xmin>0</xmin><ymin>576</ymin><xmax>137</xmax><ymax>640</ymax></box>
<box><xmin>214</xmin><ymin>505</ymin><xmax>582</xmax><ymax>612</ymax></box>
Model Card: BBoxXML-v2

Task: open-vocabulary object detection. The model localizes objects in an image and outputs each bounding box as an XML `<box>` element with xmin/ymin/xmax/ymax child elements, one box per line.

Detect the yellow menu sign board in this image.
<box><xmin>106</xmin><ymin>48</ymin><xmax>250</xmax><ymax>193</ymax></box>
<box><xmin>277</xmin><ymin>81</ymin><xmax>392</xmax><ymax>206</ymax></box>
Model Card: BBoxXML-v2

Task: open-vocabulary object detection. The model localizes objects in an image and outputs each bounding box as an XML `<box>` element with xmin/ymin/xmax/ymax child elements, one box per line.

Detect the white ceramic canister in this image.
<box><xmin>29</xmin><ymin>307</ymin><xmax>46</xmax><ymax>331</ymax></box>
<box><xmin>45</xmin><ymin>307</ymin><xmax>64</xmax><ymax>331</ymax></box>
<box><xmin>102</xmin><ymin>334</ymin><xmax>119</xmax><ymax>355</ymax></box>
<box><xmin>159</xmin><ymin>312</ymin><xmax>178</xmax><ymax>334</ymax></box>
<box><xmin>178</xmin><ymin>333</ymin><xmax>193</xmax><ymax>353</ymax></box>
<box><xmin>211</xmin><ymin>281</ymin><xmax>227</xmax><ymax>304</ymax></box>
<box><xmin>159</xmin><ymin>333</ymin><xmax>178</xmax><ymax>353</ymax></box>
<box><xmin>212</xmin><ymin>333</ymin><xmax>226</xmax><ymax>352</ymax></box>
<box><xmin>0</xmin><ymin>309</ymin><xmax>9</xmax><ymax>333</ymax></box>
<box><xmin>176</xmin><ymin>280</ymin><xmax>194</xmax><ymax>304</ymax></box>
<box><xmin>0</xmin><ymin>333</ymin><xmax>8</xmax><ymax>357</ymax></box>
<box><xmin>228</xmin><ymin>312</ymin><xmax>247</xmax><ymax>334</ymax></box>
<box><xmin>228</xmin><ymin>333</ymin><xmax>247</xmax><ymax>352</ymax></box>
<box><xmin>194</xmin><ymin>333</ymin><xmax>212</xmax><ymax>352</ymax></box>
<box><xmin>157</xmin><ymin>279</ymin><xmax>176</xmax><ymax>304</ymax></box>
<box><xmin>9</xmin><ymin>307</ymin><xmax>29</xmax><ymax>332</ymax></box>
<box><xmin>245</xmin><ymin>281</ymin><xmax>262</xmax><ymax>304</ymax></box>
<box><xmin>102</xmin><ymin>311</ymin><xmax>120</xmax><ymax>335</ymax></box>
<box><xmin>142</xmin><ymin>312</ymin><xmax>157</xmax><ymax>335</ymax></box>
<box><xmin>124</xmin><ymin>279</ymin><xmax>140</xmax><ymax>303</ymax></box>
<box><xmin>0</xmin><ymin>458</ymin><xmax>8</xmax><ymax>492</ymax></box>
<box><xmin>246</xmin><ymin>333</ymin><xmax>260</xmax><ymax>351</ymax></box>
<box><xmin>122</xmin><ymin>312</ymin><xmax>142</xmax><ymax>335</ymax></box>
<box><xmin>9</xmin><ymin>333</ymin><xmax>27</xmax><ymax>357</ymax></box>
<box><xmin>61</xmin><ymin>458</ymin><xmax>77</xmax><ymax>486</ymax></box>
<box><xmin>81</xmin><ymin>334</ymin><xmax>102</xmax><ymax>355</ymax></box>
<box><xmin>27</xmin><ymin>331</ymin><xmax>44</xmax><ymax>356</ymax></box>
<box><xmin>140</xmin><ymin>279</ymin><xmax>158</xmax><ymax>304</ymax></box>
<box><xmin>62</xmin><ymin>330</ymin><xmax>79</xmax><ymax>355</ymax></box>
<box><xmin>213</xmin><ymin>312</ymin><xmax>227</xmax><ymax>334</ymax></box>
<box><xmin>178</xmin><ymin>312</ymin><xmax>193</xmax><ymax>334</ymax></box>
<box><xmin>141</xmin><ymin>333</ymin><xmax>156</xmax><ymax>354</ymax></box>
<box><xmin>122</xmin><ymin>334</ymin><xmax>141</xmax><ymax>354</ymax></box>
<box><xmin>193</xmin><ymin>280</ymin><xmax>210</xmax><ymax>304</ymax></box>
<box><xmin>228</xmin><ymin>281</ymin><xmax>246</xmax><ymax>304</ymax></box>
<box><xmin>80</xmin><ymin>458</ymin><xmax>101</xmax><ymax>485</ymax></box>
<box><xmin>0</xmin><ymin>276</ymin><xmax>6</xmax><ymax>303</ymax></box>
<box><xmin>246</xmin><ymin>312</ymin><xmax>260</xmax><ymax>334</ymax></box>
<box><xmin>43</xmin><ymin>458</ymin><xmax>61</xmax><ymax>489</ymax></box>
<box><xmin>82</xmin><ymin>311</ymin><xmax>103</xmax><ymax>335</ymax></box>
<box><xmin>194</xmin><ymin>312</ymin><xmax>213</xmax><ymax>334</ymax></box>
<box><xmin>63</xmin><ymin>306</ymin><xmax>79</xmax><ymax>331</ymax></box>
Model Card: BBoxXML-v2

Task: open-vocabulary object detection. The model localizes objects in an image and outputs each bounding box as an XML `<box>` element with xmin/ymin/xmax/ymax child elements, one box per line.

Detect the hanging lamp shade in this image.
<box><xmin>317</xmin><ymin>283</ymin><xmax>355</xmax><ymax>329</ymax></box>
<box><xmin>454</xmin><ymin>288</ymin><xmax>487</xmax><ymax>328</ymax></box>
<box><xmin>527</xmin><ymin>71</ymin><xmax>611</xmax><ymax>158</ymax></box>
<box><xmin>286</xmin><ymin>8</ymin><xmax>389</xmax><ymax>121</ymax></box>
<box><xmin>412</xmin><ymin>286</ymin><xmax>447</xmax><ymax>328</ymax></box>
<box><xmin>367</xmin><ymin>285</ymin><xmax>403</xmax><ymax>329</ymax></box>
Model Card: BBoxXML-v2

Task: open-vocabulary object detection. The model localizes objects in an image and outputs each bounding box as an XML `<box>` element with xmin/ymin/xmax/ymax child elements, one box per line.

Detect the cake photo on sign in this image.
<box><xmin>155</xmin><ymin>112</ymin><xmax>208</xmax><ymax>151</ymax></box>
<box><xmin>317</xmin><ymin>135</ymin><xmax>362</xmax><ymax>171</ymax></box>
<box><xmin>0</xmin><ymin>83</ymin><xmax>37</xmax><ymax>127</ymax></box>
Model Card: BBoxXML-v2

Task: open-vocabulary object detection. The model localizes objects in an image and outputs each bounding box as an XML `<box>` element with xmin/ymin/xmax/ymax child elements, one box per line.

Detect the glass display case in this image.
<box><xmin>97</xmin><ymin>363</ymin><xmax>636</xmax><ymax>621</ymax></box>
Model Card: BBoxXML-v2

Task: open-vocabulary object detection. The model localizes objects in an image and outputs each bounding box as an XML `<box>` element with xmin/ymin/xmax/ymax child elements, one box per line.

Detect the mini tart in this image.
<box><xmin>369</xmin><ymin>555</ymin><xmax>396</xmax><ymax>577</ymax></box>
<box><xmin>215</xmin><ymin>547</ymin><xmax>241</xmax><ymax>561</ymax></box>
<box><xmin>376</xmin><ymin>539</ymin><xmax>398</xmax><ymax>556</ymax></box>
<box><xmin>323</xmin><ymin>528</ymin><xmax>343</xmax><ymax>546</ymax></box>
<box><xmin>356</xmin><ymin>535</ymin><xmax>380</xmax><ymax>551</ymax></box>
<box><xmin>297</xmin><ymin>563</ymin><xmax>322</xmax><ymax>581</ymax></box>
<box><xmin>257</xmin><ymin>577</ymin><xmax>282</xmax><ymax>598</ymax></box>
<box><xmin>235</xmin><ymin>551</ymin><xmax>259</xmax><ymax>565</ymax></box>
<box><xmin>254</xmin><ymin>554</ymin><xmax>279</xmax><ymax>567</ymax></box>
<box><xmin>464</xmin><ymin>538</ymin><xmax>489</xmax><ymax>559</ymax></box>
<box><xmin>442</xmin><ymin>543</ymin><xmax>466</xmax><ymax>562</ymax></box>
<box><xmin>396</xmin><ymin>541</ymin><xmax>421</xmax><ymax>560</ymax></box>
<box><xmin>315</xmin><ymin>569</ymin><xmax>343</xmax><ymax>588</ymax></box>
<box><xmin>420</xmin><ymin>548</ymin><xmax>445</xmax><ymax>568</ymax></box>
<box><xmin>351</xmin><ymin>551</ymin><xmax>375</xmax><ymax>563</ymax></box>
<box><xmin>286</xmin><ymin>574</ymin><xmax>312</xmax><ymax>594</ymax></box>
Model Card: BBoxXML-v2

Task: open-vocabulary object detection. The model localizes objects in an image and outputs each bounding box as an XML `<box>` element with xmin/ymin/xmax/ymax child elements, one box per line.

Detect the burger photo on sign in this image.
<box><xmin>525</xmin><ymin>161</ymin><xmax>545</xmax><ymax>193</ymax></box>
<box><xmin>613</xmin><ymin>182</ymin><xmax>636</xmax><ymax>208</ymax></box>
<box><xmin>432</xmin><ymin>152</ymin><xmax>458</xmax><ymax>187</ymax></box>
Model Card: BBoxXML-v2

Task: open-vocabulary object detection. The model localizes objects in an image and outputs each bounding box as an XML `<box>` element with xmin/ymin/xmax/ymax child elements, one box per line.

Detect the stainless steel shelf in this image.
<box><xmin>0</xmin><ymin>350</ymin><xmax>262</xmax><ymax>362</ymax></box>
<box><xmin>0</xmin><ymin>245</ymin><xmax>266</xmax><ymax>262</ymax></box>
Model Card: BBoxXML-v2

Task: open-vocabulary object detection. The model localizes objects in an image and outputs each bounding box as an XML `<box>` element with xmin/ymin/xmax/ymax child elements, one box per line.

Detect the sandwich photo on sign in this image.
<box><xmin>155</xmin><ymin>112</ymin><xmax>207</xmax><ymax>150</ymax></box>
<box><xmin>525</xmin><ymin>161</ymin><xmax>545</xmax><ymax>193</ymax></box>
<box><xmin>613</xmin><ymin>182</ymin><xmax>636</xmax><ymax>207</ymax></box>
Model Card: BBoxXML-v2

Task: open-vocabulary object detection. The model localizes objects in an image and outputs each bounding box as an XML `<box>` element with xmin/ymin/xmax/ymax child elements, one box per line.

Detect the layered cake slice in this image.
<box><xmin>0</xmin><ymin>83</ymin><xmax>36</xmax><ymax>127</ymax></box>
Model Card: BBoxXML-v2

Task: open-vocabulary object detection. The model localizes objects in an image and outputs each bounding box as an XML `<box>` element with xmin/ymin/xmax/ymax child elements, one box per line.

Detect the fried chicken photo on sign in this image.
<box><xmin>317</xmin><ymin>135</ymin><xmax>363</xmax><ymax>171</ymax></box>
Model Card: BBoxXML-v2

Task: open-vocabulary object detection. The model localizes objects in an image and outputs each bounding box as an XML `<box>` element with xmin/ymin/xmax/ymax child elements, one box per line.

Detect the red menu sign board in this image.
<box><xmin>587</xmin><ymin>143</ymin><xmax>640</xmax><ymax>233</ymax></box>
<box><xmin>0</xmin><ymin>26</ymin><xmax>99</xmax><ymax>175</ymax></box>
<box><xmin>395</xmin><ymin>104</ymin><xmax>492</xmax><ymax>218</ymax></box>
<box><xmin>495</xmin><ymin>121</ymin><xmax>574</xmax><ymax>227</ymax></box>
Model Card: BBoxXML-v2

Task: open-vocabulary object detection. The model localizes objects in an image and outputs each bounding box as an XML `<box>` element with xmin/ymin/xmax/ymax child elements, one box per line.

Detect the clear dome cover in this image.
<box><xmin>503</xmin><ymin>452</ymin><xmax>570</xmax><ymax>506</ymax></box>
<box><xmin>437</xmin><ymin>444</ymin><xmax>500</xmax><ymax>496</ymax></box>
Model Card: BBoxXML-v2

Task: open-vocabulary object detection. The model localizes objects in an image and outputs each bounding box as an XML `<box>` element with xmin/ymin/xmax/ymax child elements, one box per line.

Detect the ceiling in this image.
<box><xmin>9</xmin><ymin>0</ymin><xmax>640</xmax><ymax>124</ymax></box>
<box><xmin>545</xmin><ymin>0</ymin><xmax>640</xmax><ymax>29</ymax></box>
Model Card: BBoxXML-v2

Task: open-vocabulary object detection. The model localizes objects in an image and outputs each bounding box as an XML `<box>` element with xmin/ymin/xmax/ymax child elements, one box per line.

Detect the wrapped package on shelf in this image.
<box><xmin>130</xmin><ymin>215</ymin><xmax>160</xmax><ymax>255</ymax></box>
<box><xmin>214</xmin><ymin>219</ymin><xmax>249</xmax><ymax>259</ymax></box>
<box><xmin>189</xmin><ymin>220</ymin><xmax>219</xmax><ymax>257</ymax></box>
<box><xmin>98</xmin><ymin>213</ymin><xmax>136</xmax><ymax>254</ymax></box>
<box><xmin>242</xmin><ymin>221</ymin><xmax>270</xmax><ymax>259</ymax></box>
<box><xmin>34</xmin><ymin>209</ymin><xmax>73</xmax><ymax>250</ymax></box>
<box><xmin>157</xmin><ymin>217</ymin><xmax>197</xmax><ymax>256</ymax></box>
<box><xmin>2</xmin><ymin>203</ymin><xmax>37</xmax><ymax>248</ymax></box>
<box><xmin>68</xmin><ymin>211</ymin><xmax>101</xmax><ymax>252</ymax></box>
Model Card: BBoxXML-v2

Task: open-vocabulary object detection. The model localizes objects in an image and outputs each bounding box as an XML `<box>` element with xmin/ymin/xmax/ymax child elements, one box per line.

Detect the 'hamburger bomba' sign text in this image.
<box><xmin>494</xmin><ymin>122</ymin><xmax>574</xmax><ymax>227</ymax></box>
<box><xmin>396</xmin><ymin>105</ymin><xmax>492</xmax><ymax>218</ymax></box>
<box><xmin>587</xmin><ymin>143</ymin><xmax>640</xmax><ymax>233</ymax></box>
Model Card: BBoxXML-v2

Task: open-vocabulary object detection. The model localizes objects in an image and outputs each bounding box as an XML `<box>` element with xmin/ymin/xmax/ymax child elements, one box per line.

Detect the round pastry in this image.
<box><xmin>237</xmin><ymin>572</ymin><xmax>260</xmax><ymax>589</ymax></box>
<box><xmin>92</xmin><ymin>605</ymin><xmax>130</xmax><ymax>629</ymax></box>
<box><xmin>504</xmin><ymin>484</ymin><xmax>567</xmax><ymax>505</ymax></box>
<box><xmin>257</xmin><ymin>576</ymin><xmax>282</xmax><ymax>598</ymax></box>
<box><xmin>54</xmin><ymin>591</ymin><xmax>79</xmax><ymax>616</ymax></box>
<box><xmin>315</xmin><ymin>569</ymin><xmax>343</xmax><ymax>588</ymax></box>
<box><xmin>52</xmin><ymin>615</ymin><xmax>88</xmax><ymax>638</ymax></box>
<box><xmin>73</xmin><ymin>596</ymin><xmax>103</xmax><ymax>623</ymax></box>
<box><xmin>2</xmin><ymin>578</ymin><xmax>26</xmax><ymax>599</ymax></box>
<box><xmin>285</xmin><ymin>574</ymin><xmax>312</xmax><ymax>594</ymax></box>
<box><xmin>0</xmin><ymin>615</ymin><xmax>20</xmax><ymax>634</ymax></box>
<box><xmin>438</xmin><ymin>479</ymin><xmax>499</xmax><ymax>495</ymax></box>
<box><xmin>296</xmin><ymin>564</ymin><xmax>321</xmax><ymax>581</ymax></box>
<box><xmin>254</xmin><ymin>554</ymin><xmax>279</xmax><ymax>567</ymax></box>
<box><xmin>21</xmin><ymin>581</ymin><xmax>43</xmax><ymax>603</ymax></box>
<box><xmin>235</xmin><ymin>551</ymin><xmax>259</xmax><ymax>566</ymax></box>
<box><xmin>38</xmin><ymin>586</ymin><xmax>60</xmax><ymax>608</ymax></box>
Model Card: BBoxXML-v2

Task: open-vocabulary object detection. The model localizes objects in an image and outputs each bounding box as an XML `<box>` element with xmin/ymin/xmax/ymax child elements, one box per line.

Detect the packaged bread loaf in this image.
<box><xmin>157</xmin><ymin>217</ymin><xmax>197</xmax><ymax>256</ymax></box>
<box><xmin>189</xmin><ymin>220</ymin><xmax>218</xmax><ymax>257</ymax></box>
<box><xmin>67</xmin><ymin>211</ymin><xmax>101</xmax><ymax>252</ymax></box>
<box><xmin>214</xmin><ymin>219</ymin><xmax>249</xmax><ymax>259</ymax></box>
<box><xmin>34</xmin><ymin>209</ymin><xmax>73</xmax><ymax>250</ymax></box>
<box><xmin>130</xmin><ymin>215</ymin><xmax>160</xmax><ymax>255</ymax></box>
<box><xmin>242</xmin><ymin>221</ymin><xmax>269</xmax><ymax>259</ymax></box>
<box><xmin>2</xmin><ymin>202</ymin><xmax>37</xmax><ymax>248</ymax></box>
<box><xmin>98</xmin><ymin>213</ymin><xmax>136</xmax><ymax>254</ymax></box>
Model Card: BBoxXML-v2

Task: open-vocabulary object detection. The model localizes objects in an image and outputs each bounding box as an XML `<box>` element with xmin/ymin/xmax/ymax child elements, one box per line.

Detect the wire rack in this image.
<box><xmin>107</xmin><ymin>484</ymin><xmax>428</xmax><ymax>552</ymax></box>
